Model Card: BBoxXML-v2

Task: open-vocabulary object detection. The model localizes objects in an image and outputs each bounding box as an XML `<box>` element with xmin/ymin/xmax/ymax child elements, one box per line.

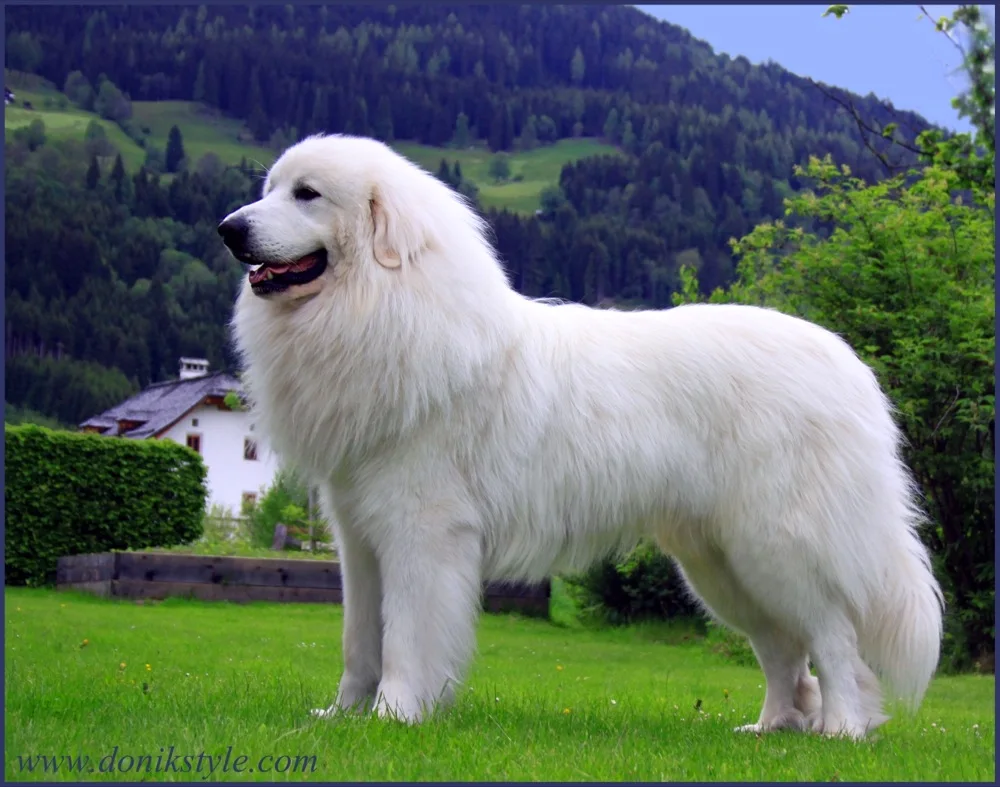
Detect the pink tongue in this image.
<box><xmin>289</xmin><ymin>254</ymin><xmax>319</xmax><ymax>271</ymax></box>
<box><xmin>249</xmin><ymin>254</ymin><xmax>319</xmax><ymax>284</ymax></box>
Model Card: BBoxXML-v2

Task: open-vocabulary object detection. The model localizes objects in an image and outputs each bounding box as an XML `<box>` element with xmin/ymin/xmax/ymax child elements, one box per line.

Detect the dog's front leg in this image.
<box><xmin>314</xmin><ymin>520</ymin><xmax>383</xmax><ymax>717</ymax></box>
<box><xmin>374</xmin><ymin>522</ymin><xmax>483</xmax><ymax>724</ymax></box>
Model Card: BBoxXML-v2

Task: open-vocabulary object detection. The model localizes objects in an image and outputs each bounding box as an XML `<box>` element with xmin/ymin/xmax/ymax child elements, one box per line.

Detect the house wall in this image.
<box><xmin>160</xmin><ymin>403</ymin><xmax>279</xmax><ymax>515</ymax></box>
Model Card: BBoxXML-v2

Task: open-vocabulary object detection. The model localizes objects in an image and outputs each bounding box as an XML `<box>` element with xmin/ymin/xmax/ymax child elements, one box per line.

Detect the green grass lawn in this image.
<box><xmin>5</xmin><ymin>586</ymin><xmax>994</xmax><ymax>782</ymax></box>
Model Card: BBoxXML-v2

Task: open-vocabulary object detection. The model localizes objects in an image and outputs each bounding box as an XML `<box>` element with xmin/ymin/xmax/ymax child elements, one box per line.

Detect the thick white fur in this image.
<box><xmin>226</xmin><ymin>134</ymin><xmax>944</xmax><ymax>738</ymax></box>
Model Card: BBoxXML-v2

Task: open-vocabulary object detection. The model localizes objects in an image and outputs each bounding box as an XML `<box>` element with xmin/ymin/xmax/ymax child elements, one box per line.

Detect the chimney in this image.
<box><xmin>179</xmin><ymin>357</ymin><xmax>210</xmax><ymax>380</ymax></box>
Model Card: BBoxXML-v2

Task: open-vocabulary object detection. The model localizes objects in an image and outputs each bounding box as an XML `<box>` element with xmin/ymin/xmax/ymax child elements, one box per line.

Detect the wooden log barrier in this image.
<box><xmin>56</xmin><ymin>552</ymin><xmax>551</xmax><ymax>617</ymax></box>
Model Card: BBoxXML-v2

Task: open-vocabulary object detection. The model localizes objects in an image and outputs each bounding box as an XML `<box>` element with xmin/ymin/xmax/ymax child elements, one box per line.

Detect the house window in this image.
<box><xmin>186</xmin><ymin>434</ymin><xmax>201</xmax><ymax>454</ymax></box>
<box><xmin>244</xmin><ymin>438</ymin><xmax>258</xmax><ymax>461</ymax></box>
<box><xmin>242</xmin><ymin>492</ymin><xmax>258</xmax><ymax>510</ymax></box>
<box><xmin>191</xmin><ymin>418</ymin><xmax>199</xmax><ymax>427</ymax></box>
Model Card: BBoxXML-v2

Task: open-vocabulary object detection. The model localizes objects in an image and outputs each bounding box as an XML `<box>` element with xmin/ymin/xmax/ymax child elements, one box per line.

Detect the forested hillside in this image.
<box><xmin>5</xmin><ymin>3</ymin><xmax>933</xmax><ymax>425</ymax></box>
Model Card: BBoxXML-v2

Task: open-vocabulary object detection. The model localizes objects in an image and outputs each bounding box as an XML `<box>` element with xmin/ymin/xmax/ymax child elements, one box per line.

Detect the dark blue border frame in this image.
<box><xmin>0</xmin><ymin>3</ymin><xmax>995</xmax><ymax>786</ymax></box>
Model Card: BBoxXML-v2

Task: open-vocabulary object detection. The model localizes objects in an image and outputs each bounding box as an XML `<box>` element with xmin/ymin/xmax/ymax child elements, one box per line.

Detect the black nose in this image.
<box><xmin>217</xmin><ymin>216</ymin><xmax>250</xmax><ymax>256</ymax></box>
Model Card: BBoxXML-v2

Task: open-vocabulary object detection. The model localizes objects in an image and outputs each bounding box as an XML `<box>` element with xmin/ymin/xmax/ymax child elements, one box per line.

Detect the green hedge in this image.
<box><xmin>4</xmin><ymin>424</ymin><xmax>206</xmax><ymax>586</ymax></box>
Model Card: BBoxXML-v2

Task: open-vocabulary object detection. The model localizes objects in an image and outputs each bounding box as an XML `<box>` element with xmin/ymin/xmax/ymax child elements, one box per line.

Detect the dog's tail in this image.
<box><xmin>856</xmin><ymin>472</ymin><xmax>944</xmax><ymax>712</ymax></box>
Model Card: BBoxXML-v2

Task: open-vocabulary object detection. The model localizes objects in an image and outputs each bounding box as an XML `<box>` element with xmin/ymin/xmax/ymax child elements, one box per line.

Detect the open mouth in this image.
<box><xmin>248</xmin><ymin>250</ymin><xmax>328</xmax><ymax>296</ymax></box>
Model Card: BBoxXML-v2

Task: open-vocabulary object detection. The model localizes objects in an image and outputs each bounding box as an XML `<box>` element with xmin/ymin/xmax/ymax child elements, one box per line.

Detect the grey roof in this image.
<box><xmin>79</xmin><ymin>371</ymin><xmax>244</xmax><ymax>439</ymax></box>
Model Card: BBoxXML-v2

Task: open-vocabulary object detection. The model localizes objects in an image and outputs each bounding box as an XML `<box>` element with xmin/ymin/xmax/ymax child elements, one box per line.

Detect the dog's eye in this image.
<box><xmin>294</xmin><ymin>186</ymin><xmax>321</xmax><ymax>202</ymax></box>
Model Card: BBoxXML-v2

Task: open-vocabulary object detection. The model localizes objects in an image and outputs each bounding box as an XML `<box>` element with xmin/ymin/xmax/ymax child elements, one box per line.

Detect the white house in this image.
<box><xmin>80</xmin><ymin>358</ymin><xmax>279</xmax><ymax>515</ymax></box>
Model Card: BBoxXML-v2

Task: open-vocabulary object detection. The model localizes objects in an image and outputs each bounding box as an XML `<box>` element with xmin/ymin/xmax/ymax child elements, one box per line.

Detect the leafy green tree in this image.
<box><xmin>539</xmin><ymin>185</ymin><xmax>567</xmax><ymax>216</ymax></box>
<box><xmin>452</xmin><ymin>111</ymin><xmax>472</xmax><ymax>148</ymax></box>
<box><xmin>192</xmin><ymin>59</ymin><xmax>207</xmax><ymax>102</ymax></box>
<box><xmin>165</xmin><ymin>125</ymin><xmax>186</xmax><ymax>173</ymax></box>
<box><xmin>63</xmin><ymin>70</ymin><xmax>94</xmax><ymax>110</ymax></box>
<box><xmin>570</xmin><ymin>45</ymin><xmax>586</xmax><ymax>84</ymax></box>
<box><xmin>310</xmin><ymin>85</ymin><xmax>328</xmax><ymax>133</ymax></box>
<box><xmin>141</xmin><ymin>144</ymin><xmax>165</xmax><ymax>175</ymax></box>
<box><xmin>268</xmin><ymin>126</ymin><xmax>292</xmax><ymax>152</ymax></box>
<box><xmin>12</xmin><ymin>118</ymin><xmax>46</xmax><ymax>151</ymax></box>
<box><xmin>84</xmin><ymin>119</ymin><xmax>115</xmax><ymax>158</ymax></box>
<box><xmin>603</xmin><ymin>107</ymin><xmax>620</xmax><ymax>142</ymax></box>
<box><xmin>914</xmin><ymin>5</ymin><xmax>994</xmax><ymax>194</ymax></box>
<box><xmin>109</xmin><ymin>153</ymin><xmax>129</xmax><ymax>202</ymax></box>
<box><xmin>85</xmin><ymin>155</ymin><xmax>101</xmax><ymax>189</ymax></box>
<box><xmin>519</xmin><ymin>114</ymin><xmax>539</xmax><ymax>150</ymax></box>
<box><xmin>435</xmin><ymin>158</ymin><xmax>453</xmax><ymax>186</ymax></box>
<box><xmin>195</xmin><ymin>151</ymin><xmax>224</xmax><ymax>180</ymax></box>
<box><xmin>373</xmin><ymin>95</ymin><xmax>394</xmax><ymax>142</ymax></box>
<box><xmin>6</xmin><ymin>31</ymin><xmax>43</xmax><ymax>71</ymax></box>
<box><xmin>93</xmin><ymin>77</ymin><xmax>131</xmax><ymax>123</ymax></box>
<box><xmin>536</xmin><ymin>114</ymin><xmax>558</xmax><ymax>144</ymax></box>
<box><xmin>621</xmin><ymin>119</ymin><xmax>637</xmax><ymax>153</ymax></box>
<box><xmin>488</xmin><ymin>152</ymin><xmax>512</xmax><ymax>182</ymax></box>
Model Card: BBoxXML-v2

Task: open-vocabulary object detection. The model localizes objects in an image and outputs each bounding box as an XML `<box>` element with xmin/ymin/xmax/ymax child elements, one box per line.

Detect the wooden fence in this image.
<box><xmin>56</xmin><ymin>552</ymin><xmax>551</xmax><ymax>617</ymax></box>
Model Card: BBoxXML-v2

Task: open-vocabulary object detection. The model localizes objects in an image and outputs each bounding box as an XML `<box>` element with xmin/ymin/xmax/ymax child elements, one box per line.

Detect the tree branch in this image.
<box><xmin>806</xmin><ymin>77</ymin><xmax>926</xmax><ymax>174</ymax></box>
<box><xmin>918</xmin><ymin>4</ymin><xmax>970</xmax><ymax>60</ymax></box>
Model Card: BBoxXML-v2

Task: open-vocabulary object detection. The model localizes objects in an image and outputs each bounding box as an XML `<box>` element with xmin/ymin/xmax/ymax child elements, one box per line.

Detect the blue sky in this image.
<box><xmin>638</xmin><ymin>4</ymin><xmax>978</xmax><ymax>132</ymax></box>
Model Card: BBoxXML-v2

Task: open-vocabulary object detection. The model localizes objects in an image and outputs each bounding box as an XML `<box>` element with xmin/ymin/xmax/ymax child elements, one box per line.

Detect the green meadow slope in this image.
<box><xmin>4</xmin><ymin>76</ymin><xmax>617</xmax><ymax>214</ymax></box>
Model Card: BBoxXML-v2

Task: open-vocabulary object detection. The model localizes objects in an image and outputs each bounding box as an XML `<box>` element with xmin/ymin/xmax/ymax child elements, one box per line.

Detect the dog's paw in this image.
<box><xmin>373</xmin><ymin>681</ymin><xmax>428</xmax><ymax>725</ymax></box>
<box><xmin>310</xmin><ymin>691</ymin><xmax>374</xmax><ymax>720</ymax></box>
<box><xmin>819</xmin><ymin>718</ymin><xmax>871</xmax><ymax>740</ymax></box>
<box><xmin>735</xmin><ymin>708</ymin><xmax>808</xmax><ymax>734</ymax></box>
<box><xmin>330</xmin><ymin>673</ymin><xmax>379</xmax><ymax>715</ymax></box>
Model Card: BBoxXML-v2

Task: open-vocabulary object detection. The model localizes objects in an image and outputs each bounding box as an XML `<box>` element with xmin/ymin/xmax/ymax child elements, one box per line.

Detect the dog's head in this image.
<box><xmin>219</xmin><ymin>134</ymin><xmax>439</xmax><ymax>303</ymax></box>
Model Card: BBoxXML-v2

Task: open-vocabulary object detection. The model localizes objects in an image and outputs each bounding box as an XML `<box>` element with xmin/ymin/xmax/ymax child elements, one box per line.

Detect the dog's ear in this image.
<box><xmin>370</xmin><ymin>189</ymin><xmax>405</xmax><ymax>270</ymax></box>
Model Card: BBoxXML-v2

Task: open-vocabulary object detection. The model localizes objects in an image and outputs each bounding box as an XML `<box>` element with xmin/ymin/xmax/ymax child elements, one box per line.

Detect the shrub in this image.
<box><xmin>4</xmin><ymin>424</ymin><xmax>206</xmax><ymax>586</ymax></box>
<box><xmin>11</xmin><ymin>118</ymin><xmax>46</xmax><ymax>152</ymax></box>
<box><xmin>279</xmin><ymin>503</ymin><xmax>332</xmax><ymax>551</ymax></box>
<box><xmin>199</xmin><ymin>503</ymin><xmax>241</xmax><ymax>546</ymax></box>
<box><xmin>242</xmin><ymin>468</ymin><xmax>330</xmax><ymax>551</ymax></box>
<box><xmin>562</xmin><ymin>541</ymin><xmax>702</xmax><ymax>625</ymax></box>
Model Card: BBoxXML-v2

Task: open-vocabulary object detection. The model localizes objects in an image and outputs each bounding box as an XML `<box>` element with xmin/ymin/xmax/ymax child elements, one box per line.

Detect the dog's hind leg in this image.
<box><xmin>804</xmin><ymin>611</ymin><xmax>888</xmax><ymax>739</ymax></box>
<box><xmin>794</xmin><ymin>661</ymin><xmax>823</xmax><ymax>727</ymax></box>
<box><xmin>736</xmin><ymin>636</ymin><xmax>816</xmax><ymax>733</ymax></box>
<box><xmin>708</xmin><ymin>534</ymin><xmax>886</xmax><ymax>739</ymax></box>
<box><xmin>670</xmin><ymin>545</ymin><xmax>816</xmax><ymax>733</ymax></box>
<box><xmin>313</xmin><ymin>519</ymin><xmax>383</xmax><ymax>718</ymax></box>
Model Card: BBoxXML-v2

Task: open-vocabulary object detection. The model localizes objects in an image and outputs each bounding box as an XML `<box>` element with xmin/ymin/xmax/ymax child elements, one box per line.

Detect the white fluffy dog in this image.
<box><xmin>221</xmin><ymin>134</ymin><xmax>943</xmax><ymax>738</ymax></box>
